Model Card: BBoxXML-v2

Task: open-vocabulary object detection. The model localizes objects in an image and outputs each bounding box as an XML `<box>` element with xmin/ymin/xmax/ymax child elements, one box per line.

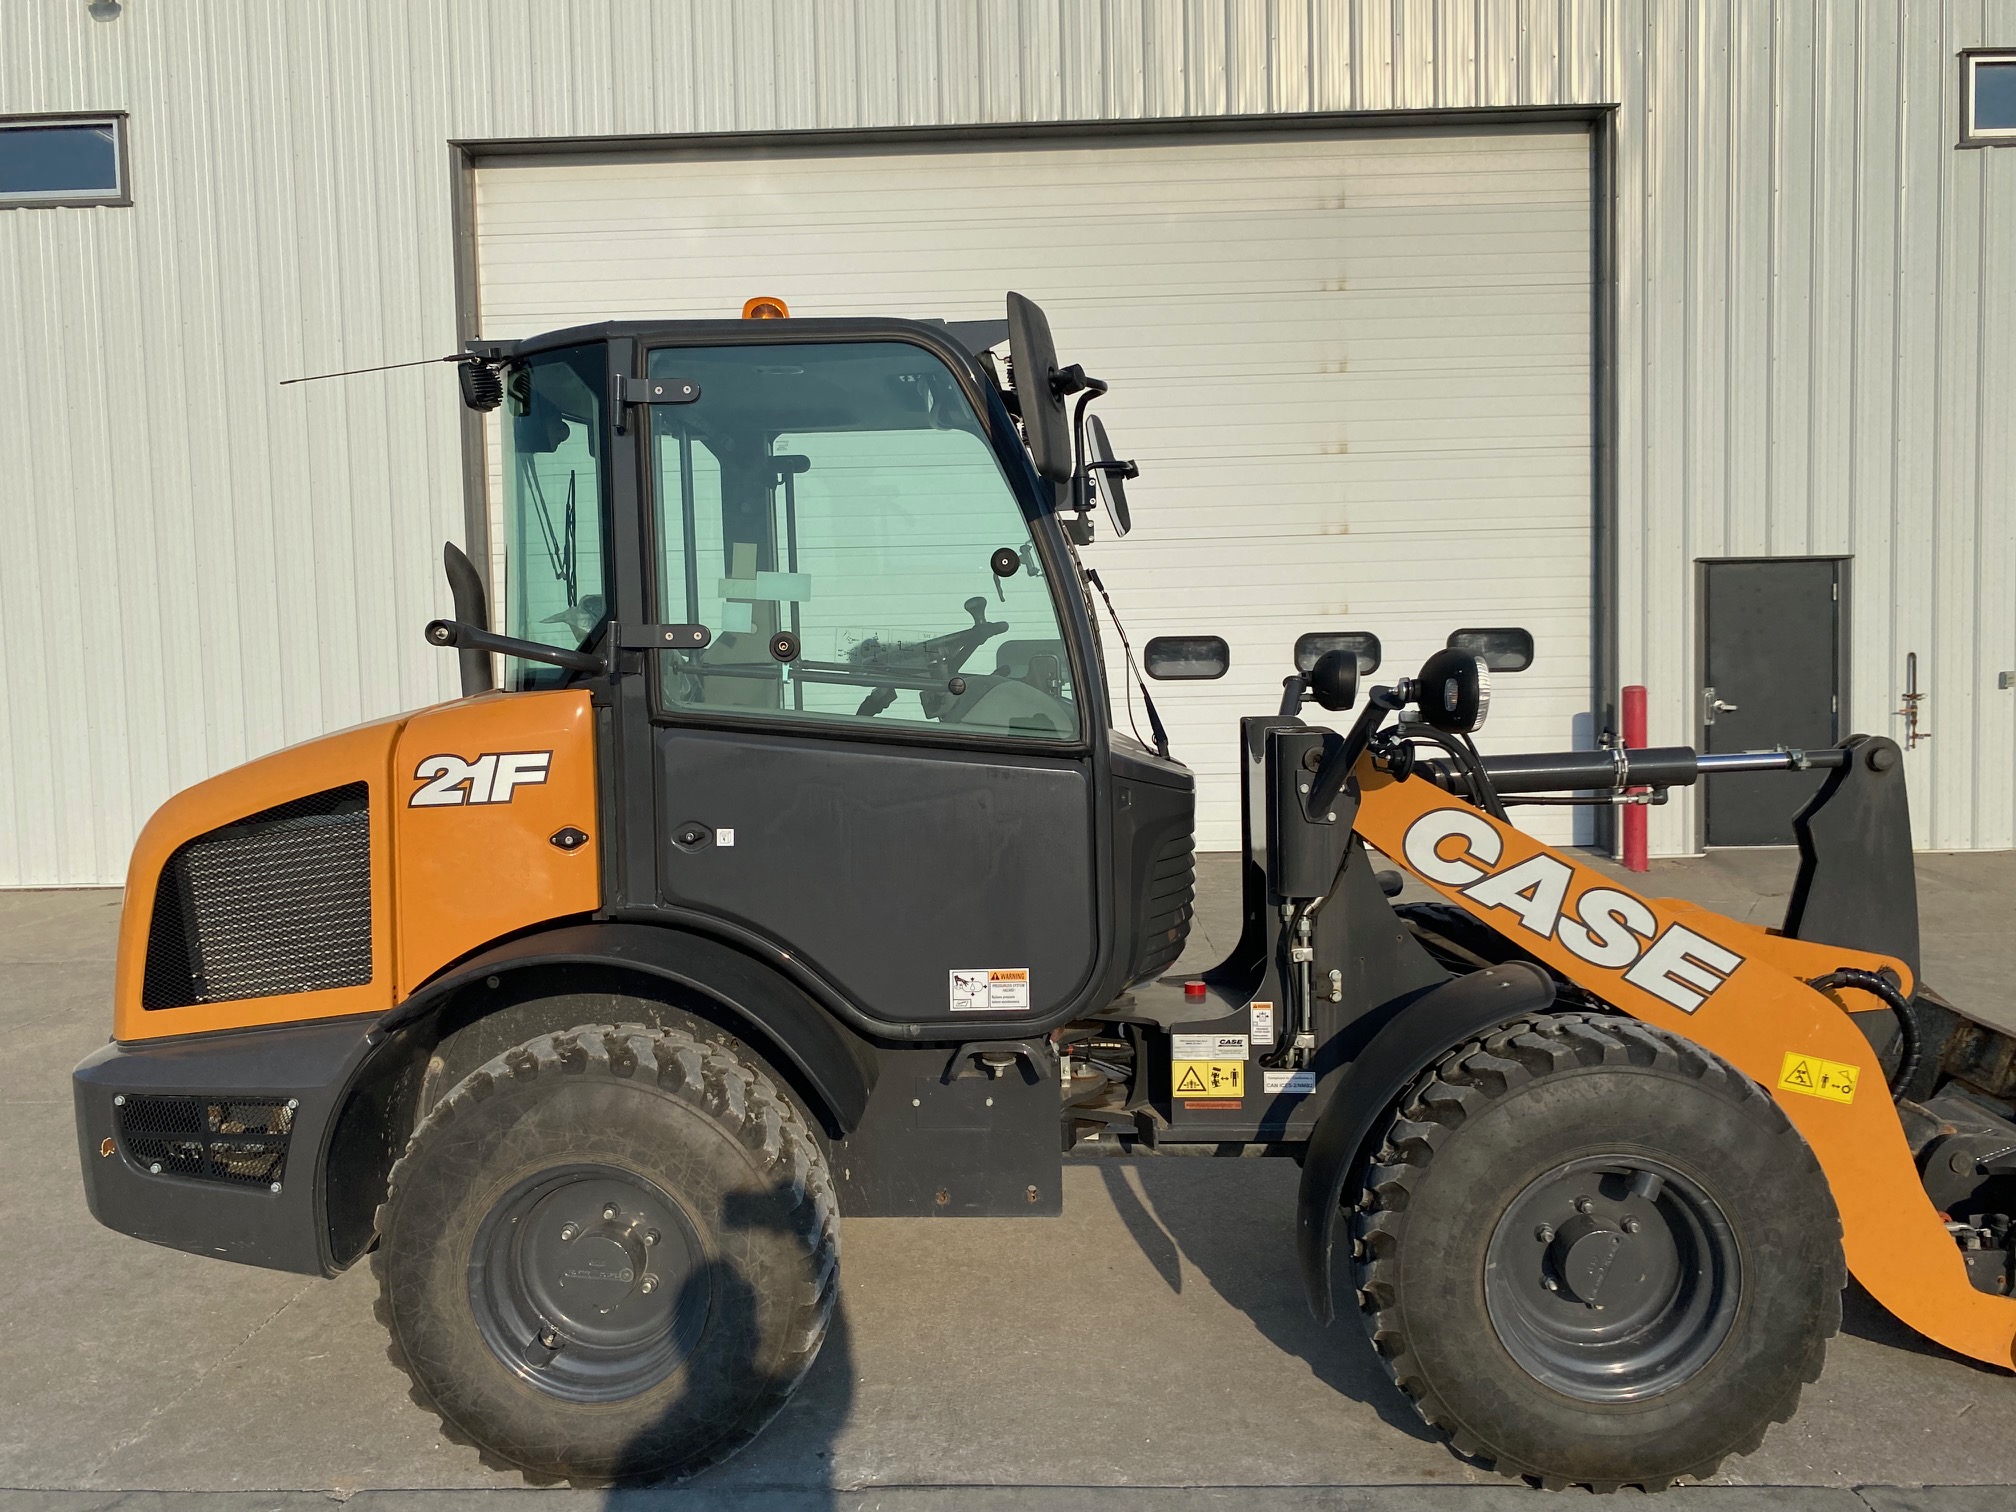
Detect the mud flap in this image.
<box><xmin>1296</xmin><ymin>960</ymin><xmax>1557</xmax><ymax>1324</ymax></box>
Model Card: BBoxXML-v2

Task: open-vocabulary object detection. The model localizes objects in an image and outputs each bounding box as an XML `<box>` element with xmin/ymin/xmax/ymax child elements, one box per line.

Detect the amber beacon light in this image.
<box><xmin>742</xmin><ymin>296</ymin><xmax>790</xmax><ymax>319</ymax></box>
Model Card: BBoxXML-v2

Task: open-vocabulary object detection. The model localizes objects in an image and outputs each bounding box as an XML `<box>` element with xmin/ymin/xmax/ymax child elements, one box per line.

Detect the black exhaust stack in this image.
<box><xmin>442</xmin><ymin>542</ymin><xmax>495</xmax><ymax>696</ymax></box>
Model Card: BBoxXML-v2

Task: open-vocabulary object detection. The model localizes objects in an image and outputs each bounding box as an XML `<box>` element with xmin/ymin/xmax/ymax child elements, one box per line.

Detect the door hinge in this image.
<box><xmin>612</xmin><ymin>374</ymin><xmax>701</xmax><ymax>432</ymax></box>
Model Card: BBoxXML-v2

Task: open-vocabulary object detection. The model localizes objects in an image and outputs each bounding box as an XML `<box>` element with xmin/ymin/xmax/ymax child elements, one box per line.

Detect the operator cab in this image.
<box><xmin>442</xmin><ymin>296</ymin><xmax>1196</xmax><ymax>1026</ymax></box>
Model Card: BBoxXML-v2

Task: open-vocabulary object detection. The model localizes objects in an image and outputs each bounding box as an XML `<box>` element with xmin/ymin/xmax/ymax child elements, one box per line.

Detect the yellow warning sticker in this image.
<box><xmin>1778</xmin><ymin>1051</ymin><xmax>1859</xmax><ymax>1105</ymax></box>
<box><xmin>1174</xmin><ymin>1060</ymin><xmax>1244</xmax><ymax>1099</ymax></box>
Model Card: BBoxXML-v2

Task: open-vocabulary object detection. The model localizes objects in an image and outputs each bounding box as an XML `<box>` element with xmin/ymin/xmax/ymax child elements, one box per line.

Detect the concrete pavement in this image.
<box><xmin>3</xmin><ymin>851</ymin><xmax>2014</xmax><ymax>1503</ymax></box>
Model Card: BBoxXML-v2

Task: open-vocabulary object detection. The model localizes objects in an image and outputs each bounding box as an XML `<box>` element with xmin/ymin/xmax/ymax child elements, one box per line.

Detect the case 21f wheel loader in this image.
<box><xmin>72</xmin><ymin>293</ymin><xmax>2016</xmax><ymax>1490</ymax></box>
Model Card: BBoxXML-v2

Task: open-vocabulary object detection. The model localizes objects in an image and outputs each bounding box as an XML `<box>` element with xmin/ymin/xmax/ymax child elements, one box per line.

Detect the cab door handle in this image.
<box><xmin>1703</xmin><ymin>687</ymin><xmax>1739</xmax><ymax>725</ymax></box>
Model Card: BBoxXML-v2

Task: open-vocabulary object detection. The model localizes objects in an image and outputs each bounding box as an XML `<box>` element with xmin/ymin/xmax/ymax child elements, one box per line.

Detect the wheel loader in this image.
<box><xmin>73</xmin><ymin>293</ymin><xmax>2016</xmax><ymax>1490</ymax></box>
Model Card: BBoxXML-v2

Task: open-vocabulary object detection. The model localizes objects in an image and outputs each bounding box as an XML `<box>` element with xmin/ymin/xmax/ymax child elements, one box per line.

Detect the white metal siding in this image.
<box><xmin>473</xmin><ymin>126</ymin><xmax>1592</xmax><ymax>849</ymax></box>
<box><xmin>3</xmin><ymin>0</ymin><xmax>2011</xmax><ymax>883</ymax></box>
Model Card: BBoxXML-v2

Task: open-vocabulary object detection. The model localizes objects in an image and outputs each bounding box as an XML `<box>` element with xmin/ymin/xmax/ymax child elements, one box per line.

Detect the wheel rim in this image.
<box><xmin>1483</xmin><ymin>1154</ymin><xmax>1740</xmax><ymax>1403</ymax></box>
<box><xmin>468</xmin><ymin>1163</ymin><xmax>710</xmax><ymax>1404</ymax></box>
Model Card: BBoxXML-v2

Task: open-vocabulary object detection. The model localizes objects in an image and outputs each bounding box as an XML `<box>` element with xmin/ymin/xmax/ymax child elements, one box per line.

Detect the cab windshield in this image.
<box><xmin>646</xmin><ymin>340</ymin><xmax>1079</xmax><ymax>741</ymax></box>
<box><xmin>500</xmin><ymin>342</ymin><xmax>608</xmax><ymax>688</ymax></box>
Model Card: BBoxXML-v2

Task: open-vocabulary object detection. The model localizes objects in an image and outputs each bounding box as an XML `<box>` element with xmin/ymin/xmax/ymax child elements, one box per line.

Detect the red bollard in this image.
<box><xmin>1621</xmin><ymin>684</ymin><xmax>1648</xmax><ymax>872</ymax></box>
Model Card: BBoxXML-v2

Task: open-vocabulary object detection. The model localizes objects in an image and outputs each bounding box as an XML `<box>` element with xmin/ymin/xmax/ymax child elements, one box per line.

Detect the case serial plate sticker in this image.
<box><xmin>1778</xmin><ymin>1051</ymin><xmax>1859</xmax><ymax>1104</ymax></box>
<box><xmin>950</xmin><ymin>968</ymin><xmax>1030</xmax><ymax>1012</ymax></box>
<box><xmin>1172</xmin><ymin>1033</ymin><xmax>1248</xmax><ymax>1061</ymax></box>
<box><xmin>1174</xmin><ymin>1061</ymin><xmax>1244</xmax><ymax>1099</ymax></box>
<box><xmin>1262</xmin><ymin>1069</ymin><xmax>1316</xmax><ymax>1096</ymax></box>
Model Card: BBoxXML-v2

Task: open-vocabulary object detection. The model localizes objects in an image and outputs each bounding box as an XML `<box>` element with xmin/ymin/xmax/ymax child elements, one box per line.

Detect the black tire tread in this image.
<box><xmin>372</xmin><ymin>1021</ymin><xmax>837</xmax><ymax>1485</ymax></box>
<box><xmin>1351</xmin><ymin>1010</ymin><xmax>1844</xmax><ymax>1494</ymax></box>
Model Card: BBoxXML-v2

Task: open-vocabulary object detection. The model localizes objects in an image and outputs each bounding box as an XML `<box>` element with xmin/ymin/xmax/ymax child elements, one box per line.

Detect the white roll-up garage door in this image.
<box><xmin>475</xmin><ymin>123</ymin><xmax>1593</xmax><ymax>849</ymax></box>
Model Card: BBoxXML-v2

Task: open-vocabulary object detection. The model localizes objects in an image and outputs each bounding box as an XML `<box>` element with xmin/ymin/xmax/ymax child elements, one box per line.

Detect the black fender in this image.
<box><xmin>380</xmin><ymin>922</ymin><xmax>878</xmax><ymax>1135</ymax></box>
<box><xmin>1295</xmin><ymin>960</ymin><xmax>1557</xmax><ymax>1324</ymax></box>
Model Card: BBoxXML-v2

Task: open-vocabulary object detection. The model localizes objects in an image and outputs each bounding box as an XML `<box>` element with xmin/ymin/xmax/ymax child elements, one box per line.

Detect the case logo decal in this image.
<box><xmin>409</xmin><ymin>751</ymin><xmax>552</xmax><ymax>807</ymax></box>
<box><xmin>1400</xmin><ymin>808</ymin><xmax>1746</xmax><ymax>1014</ymax></box>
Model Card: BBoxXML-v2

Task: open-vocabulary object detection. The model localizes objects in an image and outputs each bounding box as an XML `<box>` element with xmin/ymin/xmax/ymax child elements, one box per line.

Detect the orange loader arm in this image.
<box><xmin>1353</xmin><ymin>755</ymin><xmax>2016</xmax><ymax>1371</ymax></box>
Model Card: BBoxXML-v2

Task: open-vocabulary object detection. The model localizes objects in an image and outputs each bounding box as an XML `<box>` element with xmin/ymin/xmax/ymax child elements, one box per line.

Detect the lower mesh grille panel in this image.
<box><xmin>118</xmin><ymin>1095</ymin><xmax>294</xmax><ymax>1185</ymax></box>
<box><xmin>143</xmin><ymin>784</ymin><xmax>372</xmax><ymax>1009</ymax></box>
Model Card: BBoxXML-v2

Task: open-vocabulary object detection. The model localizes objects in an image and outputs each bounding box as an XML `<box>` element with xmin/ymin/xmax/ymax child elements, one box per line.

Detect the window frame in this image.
<box><xmin>0</xmin><ymin>112</ymin><xmax>130</xmax><ymax>208</ymax></box>
<box><xmin>1960</xmin><ymin>49</ymin><xmax>2016</xmax><ymax>148</ymax></box>
<box><xmin>637</xmin><ymin>329</ymin><xmax>1094</xmax><ymax>757</ymax></box>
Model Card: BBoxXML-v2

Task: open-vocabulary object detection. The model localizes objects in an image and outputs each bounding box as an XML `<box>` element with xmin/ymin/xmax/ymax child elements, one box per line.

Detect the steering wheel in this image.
<box><xmin>854</xmin><ymin>596</ymin><xmax>1008</xmax><ymax>717</ymax></box>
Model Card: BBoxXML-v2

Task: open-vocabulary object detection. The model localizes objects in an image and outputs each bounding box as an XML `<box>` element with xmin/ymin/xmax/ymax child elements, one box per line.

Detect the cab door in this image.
<box><xmin>639</xmin><ymin>335</ymin><xmax>1098</xmax><ymax>1025</ymax></box>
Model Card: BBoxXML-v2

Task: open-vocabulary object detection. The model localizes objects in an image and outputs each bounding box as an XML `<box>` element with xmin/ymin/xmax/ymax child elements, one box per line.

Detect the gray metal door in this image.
<box><xmin>1700</xmin><ymin>559</ymin><xmax>1845</xmax><ymax>847</ymax></box>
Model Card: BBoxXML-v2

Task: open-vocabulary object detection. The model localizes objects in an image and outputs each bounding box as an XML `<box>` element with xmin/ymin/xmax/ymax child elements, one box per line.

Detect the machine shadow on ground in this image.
<box><xmin>1092</xmin><ymin>1158</ymin><xmax>1444</xmax><ymax>1448</ymax></box>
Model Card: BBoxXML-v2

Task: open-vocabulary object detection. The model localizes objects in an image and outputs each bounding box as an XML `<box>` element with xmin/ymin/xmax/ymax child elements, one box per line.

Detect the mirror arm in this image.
<box><xmin>1308</xmin><ymin>692</ymin><xmax>1405</xmax><ymax>814</ymax></box>
<box><xmin>1067</xmin><ymin>381</ymin><xmax>1110</xmax><ymax>515</ymax></box>
<box><xmin>426</xmin><ymin>618</ymin><xmax>606</xmax><ymax>675</ymax></box>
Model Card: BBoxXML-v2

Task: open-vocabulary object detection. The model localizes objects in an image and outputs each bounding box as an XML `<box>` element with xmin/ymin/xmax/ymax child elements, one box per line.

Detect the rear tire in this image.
<box><xmin>1352</xmin><ymin>1012</ymin><xmax>1843</xmax><ymax>1492</ymax></box>
<box><xmin>374</xmin><ymin>1021</ymin><xmax>837</xmax><ymax>1484</ymax></box>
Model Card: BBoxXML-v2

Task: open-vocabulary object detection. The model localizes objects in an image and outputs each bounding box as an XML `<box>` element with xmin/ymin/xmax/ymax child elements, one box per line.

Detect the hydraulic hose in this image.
<box><xmin>1807</xmin><ymin>967</ymin><xmax>1921</xmax><ymax>1099</ymax></box>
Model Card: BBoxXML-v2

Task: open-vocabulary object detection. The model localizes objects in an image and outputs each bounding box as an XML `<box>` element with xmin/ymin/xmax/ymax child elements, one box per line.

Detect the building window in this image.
<box><xmin>1962</xmin><ymin>51</ymin><xmax>2016</xmax><ymax>146</ymax></box>
<box><xmin>0</xmin><ymin>115</ymin><xmax>127</xmax><ymax>207</ymax></box>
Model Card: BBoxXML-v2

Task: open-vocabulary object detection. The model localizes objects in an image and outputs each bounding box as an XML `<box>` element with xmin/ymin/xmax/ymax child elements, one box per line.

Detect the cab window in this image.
<box><xmin>500</xmin><ymin>343</ymin><xmax>608</xmax><ymax>689</ymax></box>
<box><xmin>647</xmin><ymin>341</ymin><xmax>1078</xmax><ymax>741</ymax></box>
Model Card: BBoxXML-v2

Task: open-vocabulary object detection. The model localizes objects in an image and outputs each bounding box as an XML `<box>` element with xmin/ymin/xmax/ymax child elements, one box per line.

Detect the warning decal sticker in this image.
<box><xmin>950</xmin><ymin>969</ymin><xmax>1031</xmax><ymax>1012</ymax></box>
<box><xmin>1172</xmin><ymin>1034</ymin><xmax>1248</xmax><ymax>1062</ymax></box>
<box><xmin>1777</xmin><ymin>1051</ymin><xmax>1858</xmax><ymax>1105</ymax></box>
<box><xmin>1174</xmin><ymin>1060</ymin><xmax>1244</xmax><ymax>1099</ymax></box>
<box><xmin>1248</xmin><ymin>1004</ymin><xmax>1276</xmax><ymax>1046</ymax></box>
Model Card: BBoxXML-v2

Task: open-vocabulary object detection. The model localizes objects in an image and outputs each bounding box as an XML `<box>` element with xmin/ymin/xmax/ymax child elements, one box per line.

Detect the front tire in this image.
<box><xmin>375</xmin><ymin>1022</ymin><xmax>837</xmax><ymax>1484</ymax></box>
<box><xmin>1353</xmin><ymin>1012</ymin><xmax>1843</xmax><ymax>1491</ymax></box>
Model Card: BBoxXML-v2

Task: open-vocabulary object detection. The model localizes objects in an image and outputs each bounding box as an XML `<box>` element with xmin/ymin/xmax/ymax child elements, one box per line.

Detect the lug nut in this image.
<box><xmin>1573</xmin><ymin>1196</ymin><xmax>1594</xmax><ymax>1214</ymax></box>
<box><xmin>560</xmin><ymin>1223</ymin><xmax>579</xmax><ymax>1242</ymax></box>
<box><xmin>1534</xmin><ymin>1224</ymin><xmax>1555</xmax><ymax>1243</ymax></box>
<box><xmin>644</xmin><ymin>1229</ymin><xmax>660</xmax><ymax>1247</ymax></box>
<box><xmin>640</xmin><ymin>1274</ymin><xmax>657</xmax><ymax>1295</ymax></box>
<box><xmin>1541</xmin><ymin>1276</ymin><xmax>1560</xmax><ymax>1291</ymax></box>
<box><xmin>602</xmin><ymin>1203</ymin><xmax>619</xmax><ymax>1221</ymax></box>
<box><xmin>1622</xmin><ymin>1216</ymin><xmax>1641</xmax><ymax>1235</ymax></box>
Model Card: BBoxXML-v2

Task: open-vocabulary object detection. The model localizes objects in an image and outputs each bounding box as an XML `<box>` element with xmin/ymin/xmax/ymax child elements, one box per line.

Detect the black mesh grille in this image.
<box><xmin>142</xmin><ymin>784</ymin><xmax>372</xmax><ymax>1009</ymax></box>
<box><xmin>117</xmin><ymin>1095</ymin><xmax>294</xmax><ymax>1185</ymax></box>
<box><xmin>1136</xmin><ymin>833</ymin><xmax>1196</xmax><ymax>981</ymax></box>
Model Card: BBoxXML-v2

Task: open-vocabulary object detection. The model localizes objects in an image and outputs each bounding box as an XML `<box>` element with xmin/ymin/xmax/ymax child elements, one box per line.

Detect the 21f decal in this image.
<box><xmin>409</xmin><ymin>751</ymin><xmax>552</xmax><ymax>807</ymax></box>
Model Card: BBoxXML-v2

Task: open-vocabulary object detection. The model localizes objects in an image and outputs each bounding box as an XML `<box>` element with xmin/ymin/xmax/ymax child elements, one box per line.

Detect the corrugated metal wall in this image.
<box><xmin>3</xmin><ymin>0</ymin><xmax>2010</xmax><ymax>884</ymax></box>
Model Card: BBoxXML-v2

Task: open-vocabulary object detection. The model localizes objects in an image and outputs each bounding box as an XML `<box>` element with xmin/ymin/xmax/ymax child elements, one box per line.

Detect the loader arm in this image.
<box><xmin>1351</xmin><ymin>753</ymin><xmax>2016</xmax><ymax>1372</ymax></box>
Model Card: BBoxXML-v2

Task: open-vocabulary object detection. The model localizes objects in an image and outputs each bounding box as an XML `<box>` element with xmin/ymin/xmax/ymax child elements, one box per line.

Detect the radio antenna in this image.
<box><xmin>280</xmin><ymin>353</ymin><xmax>464</xmax><ymax>386</ymax></box>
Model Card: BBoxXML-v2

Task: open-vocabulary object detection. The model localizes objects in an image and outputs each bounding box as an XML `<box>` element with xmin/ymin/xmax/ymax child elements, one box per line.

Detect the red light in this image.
<box><xmin>1184</xmin><ymin>980</ymin><xmax>1207</xmax><ymax>1001</ymax></box>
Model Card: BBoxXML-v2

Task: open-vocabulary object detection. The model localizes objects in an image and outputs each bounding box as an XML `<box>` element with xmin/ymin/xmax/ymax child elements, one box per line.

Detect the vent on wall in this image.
<box><xmin>142</xmin><ymin>784</ymin><xmax>372</xmax><ymax>1008</ymax></box>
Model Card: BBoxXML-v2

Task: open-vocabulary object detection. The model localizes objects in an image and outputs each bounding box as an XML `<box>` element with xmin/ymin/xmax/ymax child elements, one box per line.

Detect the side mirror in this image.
<box><xmin>1295</xmin><ymin>630</ymin><xmax>1381</xmax><ymax>675</ymax></box>
<box><xmin>1413</xmin><ymin>648</ymin><xmax>1492</xmax><ymax>733</ymax></box>
<box><xmin>1446</xmin><ymin>626</ymin><xmax>1534</xmax><ymax>673</ymax></box>
<box><xmin>1085</xmin><ymin>414</ymin><xmax>1135</xmax><ymax>537</ymax></box>
<box><xmin>1143</xmin><ymin>635</ymin><xmax>1230</xmax><ymax>681</ymax></box>
<box><xmin>1006</xmin><ymin>292</ymin><xmax>1074</xmax><ymax>483</ymax></box>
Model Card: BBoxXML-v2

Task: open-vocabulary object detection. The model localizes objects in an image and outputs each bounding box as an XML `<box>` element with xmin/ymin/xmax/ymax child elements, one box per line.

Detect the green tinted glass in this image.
<box><xmin>501</xmin><ymin>344</ymin><xmax>607</xmax><ymax>689</ymax></box>
<box><xmin>647</xmin><ymin>341</ymin><xmax>1077</xmax><ymax>741</ymax></box>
